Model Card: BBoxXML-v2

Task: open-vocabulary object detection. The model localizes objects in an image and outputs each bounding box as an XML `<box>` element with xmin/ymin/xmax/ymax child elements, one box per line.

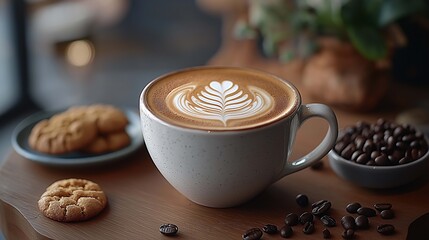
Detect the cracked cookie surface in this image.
<box><xmin>28</xmin><ymin>116</ymin><xmax>97</xmax><ymax>155</ymax></box>
<box><xmin>66</xmin><ymin>105</ymin><xmax>129</xmax><ymax>133</ymax></box>
<box><xmin>38</xmin><ymin>179</ymin><xmax>107</xmax><ymax>222</ymax></box>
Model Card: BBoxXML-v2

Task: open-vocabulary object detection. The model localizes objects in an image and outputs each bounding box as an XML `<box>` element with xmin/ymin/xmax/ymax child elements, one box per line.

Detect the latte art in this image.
<box><xmin>168</xmin><ymin>80</ymin><xmax>273</xmax><ymax>126</ymax></box>
<box><xmin>143</xmin><ymin>67</ymin><xmax>299</xmax><ymax>131</ymax></box>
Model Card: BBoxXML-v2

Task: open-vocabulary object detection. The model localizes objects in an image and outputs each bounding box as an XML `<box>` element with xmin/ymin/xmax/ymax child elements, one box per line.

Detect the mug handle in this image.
<box><xmin>278</xmin><ymin>103</ymin><xmax>338</xmax><ymax>178</ymax></box>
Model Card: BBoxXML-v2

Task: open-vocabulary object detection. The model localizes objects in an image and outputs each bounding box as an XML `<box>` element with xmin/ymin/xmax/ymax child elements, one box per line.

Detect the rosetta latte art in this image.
<box><xmin>167</xmin><ymin>80</ymin><xmax>273</xmax><ymax>126</ymax></box>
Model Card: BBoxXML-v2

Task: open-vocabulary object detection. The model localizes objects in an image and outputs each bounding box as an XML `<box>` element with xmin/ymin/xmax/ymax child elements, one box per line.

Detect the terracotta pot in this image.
<box><xmin>302</xmin><ymin>38</ymin><xmax>390</xmax><ymax>112</ymax></box>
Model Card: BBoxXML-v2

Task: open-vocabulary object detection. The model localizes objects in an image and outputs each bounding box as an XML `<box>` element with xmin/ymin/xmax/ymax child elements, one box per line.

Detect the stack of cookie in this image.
<box><xmin>29</xmin><ymin>105</ymin><xmax>130</xmax><ymax>155</ymax></box>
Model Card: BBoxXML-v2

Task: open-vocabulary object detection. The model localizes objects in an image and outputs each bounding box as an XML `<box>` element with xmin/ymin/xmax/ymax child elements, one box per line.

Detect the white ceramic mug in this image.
<box><xmin>140</xmin><ymin>66</ymin><xmax>338</xmax><ymax>208</ymax></box>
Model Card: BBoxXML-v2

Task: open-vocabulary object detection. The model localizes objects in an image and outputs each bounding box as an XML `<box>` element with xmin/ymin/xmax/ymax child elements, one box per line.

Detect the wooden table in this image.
<box><xmin>2</xmin><ymin>21</ymin><xmax>429</xmax><ymax>240</ymax></box>
<box><xmin>1</xmin><ymin>113</ymin><xmax>429</xmax><ymax>240</ymax></box>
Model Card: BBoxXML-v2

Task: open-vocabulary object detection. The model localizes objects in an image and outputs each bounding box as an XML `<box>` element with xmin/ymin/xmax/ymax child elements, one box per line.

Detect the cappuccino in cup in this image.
<box><xmin>144</xmin><ymin>67</ymin><xmax>299</xmax><ymax>131</ymax></box>
<box><xmin>140</xmin><ymin>66</ymin><xmax>338</xmax><ymax>208</ymax></box>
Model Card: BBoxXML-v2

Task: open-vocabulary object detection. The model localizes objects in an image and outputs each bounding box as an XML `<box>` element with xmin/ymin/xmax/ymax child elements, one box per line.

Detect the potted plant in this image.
<box><xmin>234</xmin><ymin>0</ymin><xmax>428</xmax><ymax>111</ymax></box>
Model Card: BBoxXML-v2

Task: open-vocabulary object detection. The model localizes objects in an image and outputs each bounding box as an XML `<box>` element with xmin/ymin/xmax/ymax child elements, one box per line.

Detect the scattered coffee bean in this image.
<box><xmin>285</xmin><ymin>213</ymin><xmax>299</xmax><ymax>226</ymax></box>
<box><xmin>280</xmin><ymin>225</ymin><xmax>293</xmax><ymax>238</ymax></box>
<box><xmin>303</xmin><ymin>221</ymin><xmax>315</xmax><ymax>234</ymax></box>
<box><xmin>357</xmin><ymin>207</ymin><xmax>377</xmax><ymax>217</ymax></box>
<box><xmin>334</xmin><ymin>119</ymin><xmax>428</xmax><ymax>166</ymax></box>
<box><xmin>322</xmin><ymin>228</ymin><xmax>331</xmax><ymax>239</ymax></box>
<box><xmin>312</xmin><ymin>200</ymin><xmax>331</xmax><ymax>216</ymax></box>
<box><xmin>296</xmin><ymin>194</ymin><xmax>309</xmax><ymax>207</ymax></box>
<box><xmin>262</xmin><ymin>224</ymin><xmax>278</xmax><ymax>234</ymax></box>
<box><xmin>311</xmin><ymin>161</ymin><xmax>324</xmax><ymax>170</ymax></box>
<box><xmin>355</xmin><ymin>215</ymin><xmax>369</xmax><ymax>229</ymax></box>
<box><xmin>380</xmin><ymin>209</ymin><xmax>395</xmax><ymax>219</ymax></box>
<box><xmin>342</xmin><ymin>229</ymin><xmax>355</xmax><ymax>239</ymax></box>
<box><xmin>312</xmin><ymin>199</ymin><xmax>329</xmax><ymax>209</ymax></box>
<box><xmin>299</xmin><ymin>212</ymin><xmax>314</xmax><ymax>224</ymax></box>
<box><xmin>346</xmin><ymin>202</ymin><xmax>361</xmax><ymax>213</ymax></box>
<box><xmin>159</xmin><ymin>223</ymin><xmax>178</xmax><ymax>236</ymax></box>
<box><xmin>320</xmin><ymin>215</ymin><xmax>336</xmax><ymax>227</ymax></box>
<box><xmin>374</xmin><ymin>203</ymin><xmax>392</xmax><ymax>212</ymax></box>
<box><xmin>242</xmin><ymin>228</ymin><xmax>263</xmax><ymax>240</ymax></box>
<box><xmin>377</xmin><ymin>224</ymin><xmax>395</xmax><ymax>235</ymax></box>
<box><xmin>341</xmin><ymin>215</ymin><xmax>356</xmax><ymax>230</ymax></box>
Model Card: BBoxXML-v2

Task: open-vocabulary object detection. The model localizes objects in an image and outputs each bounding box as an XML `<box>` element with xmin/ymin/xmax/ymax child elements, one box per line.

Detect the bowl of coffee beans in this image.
<box><xmin>328</xmin><ymin>118</ymin><xmax>429</xmax><ymax>188</ymax></box>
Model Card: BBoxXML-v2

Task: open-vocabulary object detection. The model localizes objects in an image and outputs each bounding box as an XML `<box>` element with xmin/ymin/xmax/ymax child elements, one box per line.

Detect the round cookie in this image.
<box><xmin>28</xmin><ymin>115</ymin><xmax>97</xmax><ymax>155</ymax></box>
<box><xmin>38</xmin><ymin>179</ymin><xmax>107</xmax><ymax>222</ymax></box>
<box><xmin>83</xmin><ymin>131</ymin><xmax>131</xmax><ymax>154</ymax></box>
<box><xmin>67</xmin><ymin>105</ymin><xmax>129</xmax><ymax>133</ymax></box>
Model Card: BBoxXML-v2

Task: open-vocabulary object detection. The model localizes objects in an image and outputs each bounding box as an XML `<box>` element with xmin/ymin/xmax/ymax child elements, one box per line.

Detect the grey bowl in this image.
<box><xmin>328</xmin><ymin>148</ymin><xmax>429</xmax><ymax>189</ymax></box>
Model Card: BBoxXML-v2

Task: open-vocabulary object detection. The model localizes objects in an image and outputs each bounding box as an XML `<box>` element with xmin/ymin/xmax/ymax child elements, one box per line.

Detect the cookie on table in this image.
<box><xmin>38</xmin><ymin>178</ymin><xmax>107</xmax><ymax>222</ymax></box>
<box><xmin>83</xmin><ymin>131</ymin><xmax>131</xmax><ymax>154</ymax></box>
<box><xmin>28</xmin><ymin>115</ymin><xmax>97</xmax><ymax>155</ymax></box>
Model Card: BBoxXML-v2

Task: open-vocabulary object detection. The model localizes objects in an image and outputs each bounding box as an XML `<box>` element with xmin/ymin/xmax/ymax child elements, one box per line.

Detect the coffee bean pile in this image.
<box><xmin>334</xmin><ymin>119</ymin><xmax>428</xmax><ymax>166</ymax></box>
<box><xmin>242</xmin><ymin>194</ymin><xmax>397</xmax><ymax>239</ymax></box>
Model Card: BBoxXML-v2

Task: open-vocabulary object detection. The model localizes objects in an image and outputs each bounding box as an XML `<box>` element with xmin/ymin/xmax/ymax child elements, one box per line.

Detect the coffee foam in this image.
<box><xmin>143</xmin><ymin>67</ymin><xmax>300</xmax><ymax>131</ymax></box>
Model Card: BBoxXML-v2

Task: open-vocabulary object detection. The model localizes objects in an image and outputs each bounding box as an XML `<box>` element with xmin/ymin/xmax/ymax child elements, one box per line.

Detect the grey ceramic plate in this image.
<box><xmin>11</xmin><ymin>108</ymin><xmax>144</xmax><ymax>166</ymax></box>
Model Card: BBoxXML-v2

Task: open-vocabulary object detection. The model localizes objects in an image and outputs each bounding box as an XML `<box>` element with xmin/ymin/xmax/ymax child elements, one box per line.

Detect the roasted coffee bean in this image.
<box><xmin>341</xmin><ymin>215</ymin><xmax>356</xmax><ymax>230</ymax></box>
<box><xmin>351</xmin><ymin>150</ymin><xmax>362</xmax><ymax>162</ymax></box>
<box><xmin>399</xmin><ymin>156</ymin><xmax>412</xmax><ymax>164</ymax></box>
<box><xmin>374</xmin><ymin>203</ymin><xmax>392</xmax><ymax>212</ymax></box>
<box><xmin>357</xmin><ymin>207</ymin><xmax>376</xmax><ymax>217</ymax></box>
<box><xmin>296</xmin><ymin>194</ymin><xmax>309</xmax><ymax>207</ymax></box>
<box><xmin>375</xmin><ymin>154</ymin><xmax>389</xmax><ymax>166</ymax></box>
<box><xmin>370</xmin><ymin>151</ymin><xmax>381</xmax><ymax>160</ymax></box>
<box><xmin>159</xmin><ymin>223</ymin><xmax>179</xmax><ymax>236</ymax></box>
<box><xmin>380</xmin><ymin>209</ymin><xmax>395</xmax><ymax>219</ymax></box>
<box><xmin>242</xmin><ymin>228</ymin><xmax>263</xmax><ymax>240</ymax></box>
<box><xmin>346</xmin><ymin>202</ymin><xmax>361</xmax><ymax>214</ymax></box>
<box><xmin>355</xmin><ymin>215</ymin><xmax>369</xmax><ymax>229</ymax></box>
<box><xmin>342</xmin><ymin>229</ymin><xmax>355</xmax><ymax>239</ymax></box>
<box><xmin>312</xmin><ymin>201</ymin><xmax>331</xmax><ymax>216</ymax></box>
<box><xmin>303</xmin><ymin>221</ymin><xmax>315</xmax><ymax>234</ymax></box>
<box><xmin>356</xmin><ymin>153</ymin><xmax>369</xmax><ymax>164</ymax></box>
<box><xmin>262</xmin><ymin>224</ymin><xmax>278</xmax><ymax>234</ymax></box>
<box><xmin>285</xmin><ymin>213</ymin><xmax>299</xmax><ymax>226</ymax></box>
<box><xmin>355</xmin><ymin>137</ymin><xmax>366</xmax><ymax>149</ymax></box>
<box><xmin>341</xmin><ymin>144</ymin><xmax>355</xmax><ymax>159</ymax></box>
<box><xmin>280</xmin><ymin>225</ymin><xmax>293</xmax><ymax>238</ymax></box>
<box><xmin>335</xmin><ymin>141</ymin><xmax>347</xmax><ymax>153</ymax></box>
<box><xmin>311</xmin><ymin>161</ymin><xmax>324</xmax><ymax>170</ymax></box>
<box><xmin>299</xmin><ymin>212</ymin><xmax>314</xmax><ymax>224</ymax></box>
<box><xmin>363</xmin><ymin>139</ymin><xmax>375</xmax><ymax>153</ymax></box>
<box><xmin>393</xmin><ymin>126</ymin><xmax>404</xmax><ymax>137</ymax></box>
<box><xmin>320</xmin><ymin>215</ymin><xmax>336</xmax><ymax>227</ymax></box>
<box><xmin>312</xmin><ymin>199</ymin><xmax>328</xmax><ymax>209</ymax></box>
<box><xmin>322</xmin><ymin>228</ymin><xmax>331</xmax><ymax>239</ymax></box>
<box><xmin>377</xmin><ymin>224</ymin><xmax>395</xmax><ymax>235</ymax></box>
<box><xmin>366</xmin><ymin>160</ymin><xmax>376</xmax><ymax>165</ymax></box>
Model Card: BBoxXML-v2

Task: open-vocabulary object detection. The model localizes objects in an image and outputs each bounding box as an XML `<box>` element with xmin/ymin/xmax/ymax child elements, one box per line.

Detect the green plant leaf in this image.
<box><xmin>341</xmin><ymin>0</ymin><xmax>383</xmax><ymax>26</ymax></box>
<box><xmin>378</xmin><ymin>0</ymin><xmax>427</xmax><ymax>26</ymax></box>
<box><xmin>346</xmin><ymin>25</ymin><xmax>387</xmax><ymax>60</ymax></box>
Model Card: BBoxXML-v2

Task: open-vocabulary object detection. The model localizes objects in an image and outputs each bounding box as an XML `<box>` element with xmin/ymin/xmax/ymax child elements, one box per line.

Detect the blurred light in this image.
<box><xmin>65</xmin><ymin>40</ymin><xmax>95</xmax><ymax>67</ymax></box>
